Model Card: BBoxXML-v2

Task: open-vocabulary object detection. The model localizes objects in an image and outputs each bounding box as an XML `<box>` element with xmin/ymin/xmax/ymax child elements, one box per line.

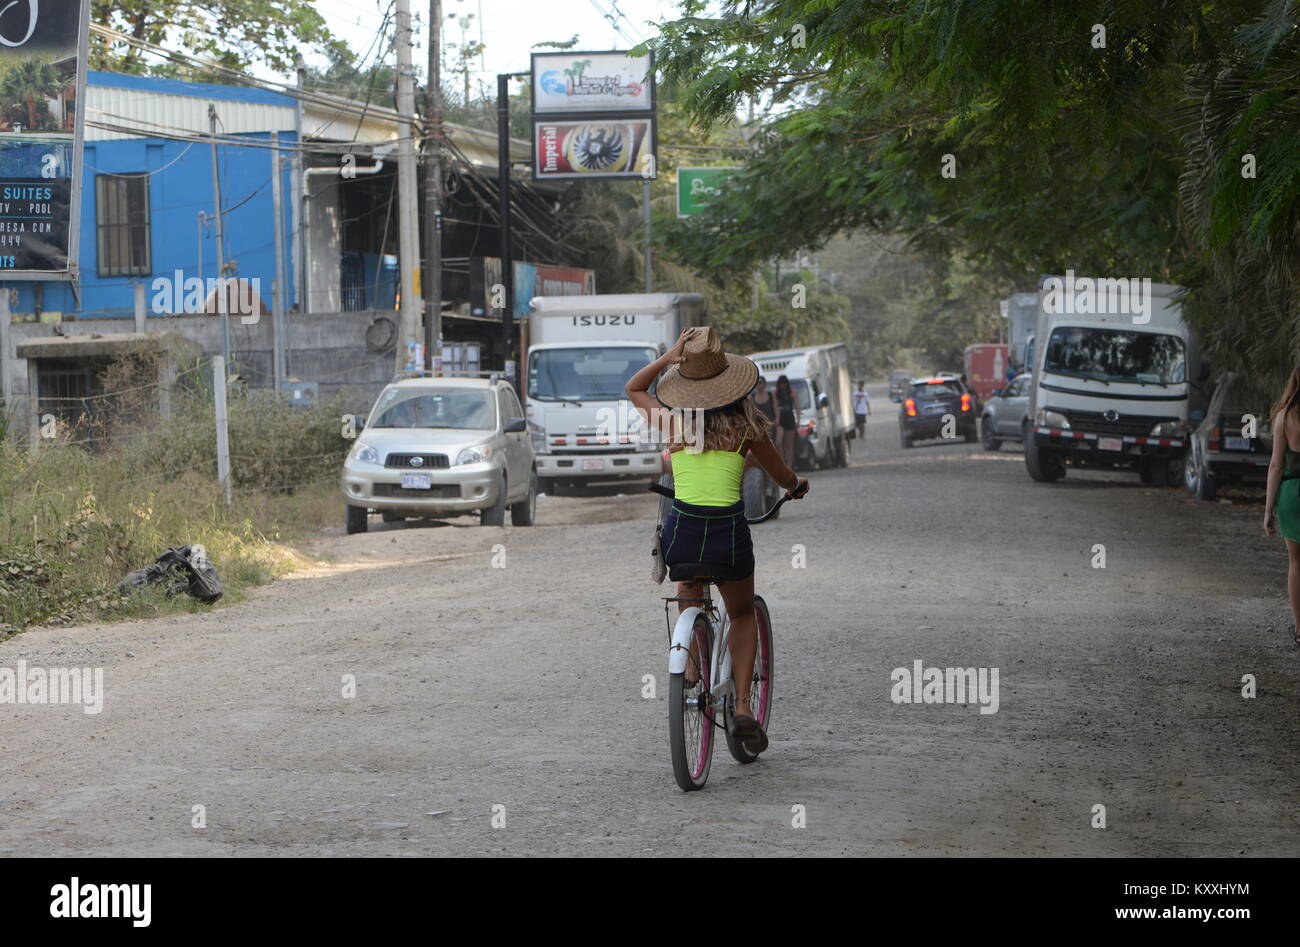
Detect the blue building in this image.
<box><xmin>0</xmin><ymin>69</ymin><xmax>570</xmax><ymax>424</ymax></box>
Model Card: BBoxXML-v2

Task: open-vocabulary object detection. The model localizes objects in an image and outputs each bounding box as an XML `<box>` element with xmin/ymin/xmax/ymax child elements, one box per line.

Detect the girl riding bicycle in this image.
<box><xmin>626</xmin><ymin>327</ymin><xmax>809</xmax><ymax>753</ymax></box>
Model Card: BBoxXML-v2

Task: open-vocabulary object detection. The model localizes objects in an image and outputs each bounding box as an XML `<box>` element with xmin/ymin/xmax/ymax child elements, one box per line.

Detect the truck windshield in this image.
<box><xmin>528</xmin><ymin>346</ymin><xmax>658</xmax><ymax>402</ymax></box>
<box><xmin>1044</xmin><ymin>327</ymin><xmax>1185</xmax><ymax>385</ymax></box>
<box><xmin>369</xmin><ymin>388</ymin><xmax>495</xmax><ymax>429</ymax></box>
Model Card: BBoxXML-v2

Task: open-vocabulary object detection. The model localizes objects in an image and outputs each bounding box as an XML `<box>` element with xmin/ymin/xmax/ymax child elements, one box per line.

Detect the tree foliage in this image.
<box><xmin>648</xmin><ymin>0</ymin><xmax>1300</xmax><ymax>390</ymax></box>
<box><xmin>91</xmin><ymin>0</ymin><xmax>351</xmax><ymax>76</ymax></box>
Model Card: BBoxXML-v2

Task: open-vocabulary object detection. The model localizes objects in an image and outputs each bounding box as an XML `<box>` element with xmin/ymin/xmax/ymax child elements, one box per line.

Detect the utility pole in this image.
<box><xmin>497</xmin><ymin>73</ymin><xmax>515</xmax><ymax>387</ymax></box>
<box><xmin>643</xmin><ymin>178</ymin><xmax>652</xmax><ymax>292</ymax></box>
<box><xmin>423</xmin><ymin>0</ymin><xmax>444</xmax><ymax>373</ymax></box>
<box><xmin>208</xmin><ymin>104</ymin><xmax>231</xmax><ymax>370</ymax></box>
<box><xmin>271</xmin><ymin>131</ymin><xmax>288</xmax><ymax>390</ymax></box>
<box><xmin>394</xmin><ymin>0</ymin><xmax>422</xmax><ymax>372</ymax></box>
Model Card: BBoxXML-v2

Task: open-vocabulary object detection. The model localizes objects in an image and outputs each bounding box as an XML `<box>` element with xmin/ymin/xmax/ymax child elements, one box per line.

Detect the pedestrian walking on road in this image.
<box><xmin>775</xmin><ymin>375</ymin><xmax>798</xmax><ymax>470</ymax></box>
<box><xmin>751</xmin><ymin>375</ymin><xmax>778</xmax><ymax>440</ymax></box>
<box><xmin>1265</xmin><ymin>366</ymin><xmax>1300</xmax><ymax>645</ymax></box>
<box><xmin>626</xmin><ymin>327</ymin><xmax>808</xmax><ymax>752</ymax></box>
<box><xmin>852</xmin><ymin>380</ymin><xmax>870</xmax><ymax>440</ymax></box>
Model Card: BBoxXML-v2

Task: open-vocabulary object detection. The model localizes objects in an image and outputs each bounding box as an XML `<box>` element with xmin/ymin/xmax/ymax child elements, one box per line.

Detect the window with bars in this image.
<box><xmin>95</xmin><ymin>173</ymin><xmax>151</xmax><ymax>277</ymax></box>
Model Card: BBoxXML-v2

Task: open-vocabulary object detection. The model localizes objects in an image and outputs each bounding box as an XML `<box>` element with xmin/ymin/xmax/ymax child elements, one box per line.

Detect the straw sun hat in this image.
<box><xmin>655</xmin><ymin>326</ymin><xmax>759</xmax><ymax>411</ymax></box>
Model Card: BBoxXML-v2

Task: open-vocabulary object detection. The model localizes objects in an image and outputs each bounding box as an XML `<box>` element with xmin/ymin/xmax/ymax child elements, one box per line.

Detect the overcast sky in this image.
<box><xmin>310</xmin><ymin>0</ymin><xmax>685</xmax><ymax>92</ymax></box>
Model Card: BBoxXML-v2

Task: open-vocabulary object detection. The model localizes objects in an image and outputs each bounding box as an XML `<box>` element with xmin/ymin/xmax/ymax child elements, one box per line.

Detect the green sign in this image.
<box><xmin>676</xmin><ymin>167</ymin><xmax>738</xmax><ymax>217</ymax></box>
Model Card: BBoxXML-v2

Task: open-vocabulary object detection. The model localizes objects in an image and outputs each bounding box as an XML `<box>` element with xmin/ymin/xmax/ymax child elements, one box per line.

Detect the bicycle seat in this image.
<box><xmin>668</xmin><ymin>562</ymin><xmax>748</xmax><ymax>583</ymax></box>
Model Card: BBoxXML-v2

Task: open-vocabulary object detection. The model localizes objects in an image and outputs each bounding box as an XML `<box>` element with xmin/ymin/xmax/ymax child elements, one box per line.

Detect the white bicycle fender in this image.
<box><xmin>669</xmin><ymin>607</ymin><xmax>705</xmax><ymax>675</ymax></box>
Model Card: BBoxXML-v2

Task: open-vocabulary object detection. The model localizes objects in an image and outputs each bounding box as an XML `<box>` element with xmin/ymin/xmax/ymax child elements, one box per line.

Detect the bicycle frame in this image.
<box><xmin>666</xmin><ymin>590</ymin><xmax>734</xmax><ymax>721</ymax></box>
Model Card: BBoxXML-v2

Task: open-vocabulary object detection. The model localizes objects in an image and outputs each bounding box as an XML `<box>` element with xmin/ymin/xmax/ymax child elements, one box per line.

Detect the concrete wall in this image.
<box><xmin>2</xmin><ymin>310</ymin><xmax>398</xmax><ymax>418</ymax></box>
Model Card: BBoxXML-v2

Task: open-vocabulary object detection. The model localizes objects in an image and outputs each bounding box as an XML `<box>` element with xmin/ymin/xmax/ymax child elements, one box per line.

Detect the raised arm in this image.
<box><xmin>625</xmin><ymin>328</ymin><xmax>696</xmax><ymax>440</ymax></box>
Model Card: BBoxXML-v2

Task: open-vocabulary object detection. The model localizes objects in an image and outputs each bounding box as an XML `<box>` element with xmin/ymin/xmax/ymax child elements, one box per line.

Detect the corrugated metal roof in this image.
<box><xmin>83</xmin><ymin>71</ymin><xmax>533</xmax><ymax>169</ymax></box>
<box><xmin>86</xmin><ymin>84</ymin><xmax>294</xmax><ymax>142</ymax></box>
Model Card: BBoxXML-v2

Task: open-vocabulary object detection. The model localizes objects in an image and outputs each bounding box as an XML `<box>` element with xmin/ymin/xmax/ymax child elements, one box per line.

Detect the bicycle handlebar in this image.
<box><xmin>648</xmin><ymin>481</ymin><xmax>797</xmax><ymax>524</ymax></box>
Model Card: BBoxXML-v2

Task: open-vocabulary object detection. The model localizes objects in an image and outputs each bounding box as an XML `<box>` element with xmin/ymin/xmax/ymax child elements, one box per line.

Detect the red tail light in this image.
<box><xmin>960</xmin><ymin>393</ymin><xmax>972</xmax><ymax>412</ymax></box>
<box><xmin>904</xmin><ymin>398</ymin><xmax>917</xmax><ymax>417</ymax></box>
<box><xmin>1208</xmin><ymin>426</ymin><xmax>1220</xmax><ymax>451</ymax></box>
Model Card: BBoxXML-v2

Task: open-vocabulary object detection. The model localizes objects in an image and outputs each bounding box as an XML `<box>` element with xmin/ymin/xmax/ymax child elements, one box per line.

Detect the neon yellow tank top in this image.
<box><xmin>670</xmin><ymin>439</ymin><xmax>746</xmax><ymax>506</ymax></box>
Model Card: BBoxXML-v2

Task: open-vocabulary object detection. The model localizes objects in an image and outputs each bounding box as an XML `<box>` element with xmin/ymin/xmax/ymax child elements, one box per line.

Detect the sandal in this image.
<box><xmin>731</xmin><ymin>710</ymin><xmax>769</xmax><ymax>754</ymax></box>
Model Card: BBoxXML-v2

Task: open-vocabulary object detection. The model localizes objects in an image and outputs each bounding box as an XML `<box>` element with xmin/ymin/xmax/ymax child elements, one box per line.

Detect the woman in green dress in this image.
<box><xmin>1264</xmin><ymin>367</ymin><xmax>1300</xmax><ymax>645</ymax></box>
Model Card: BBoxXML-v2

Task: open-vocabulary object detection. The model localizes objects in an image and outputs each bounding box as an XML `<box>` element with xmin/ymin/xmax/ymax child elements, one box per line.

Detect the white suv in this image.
<box><xmin>341</xmin><ymin>375</ymin><xmax>537</xmax><ymax>532</ymax></box>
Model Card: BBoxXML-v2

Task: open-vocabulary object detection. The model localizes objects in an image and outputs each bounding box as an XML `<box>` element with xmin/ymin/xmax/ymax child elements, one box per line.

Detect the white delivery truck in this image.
<box><xmin>525</xmin><ymin>293</ymin><xmax>707</xmax><ymax>491</ymax></box>
<box><xmin>1024</xmin><ymin>275</ymin><xmax>1201</xmax><ymax>485</ymax></box>
<box><xmin>748</xmin><ymin>343</ymin><xmax>854</xmax><ymax>470</ymax></box>
<box><xmin>1003</xmin><ymin>292</ymin><xmax>1039</xmax><ymax>372</ymax></box>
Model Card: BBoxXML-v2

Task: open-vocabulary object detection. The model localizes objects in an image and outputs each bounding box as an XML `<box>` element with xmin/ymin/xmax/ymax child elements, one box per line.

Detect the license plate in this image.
<box><xmin>400</xmin><ymin>473</ymin><xmax>433</xmax><ymax>489</ymax></box>
<box><xmin>582</xmin><ymin>458</ymin><xmax>605</xmax><ymax>471</ymax></box>
<box><xmin>924</xmin><ymin>404</ymin><xmax>947</xmax><ymax>414</ymax></box>
<box><xmin>1224</xmin><ymin>436</ymin><xmax>1250</xmax><ymax>451</ymax></box>
<box><xmin>1098</xmin><ymin>437</ymin><xmax>1123</xmax><ymax>452</ymax></box>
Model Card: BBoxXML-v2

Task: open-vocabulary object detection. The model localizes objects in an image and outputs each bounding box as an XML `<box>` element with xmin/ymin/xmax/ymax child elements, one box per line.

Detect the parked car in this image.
<box><xmin>889</xmin><ymin>370</ymin><xmax>912</xmax><ymax>402</ymax></box>
<box><xmin>340</xmin><ymin>373</ymin><xmax>537</xmax><ymax>533</ymax></box>
<box><xmin>1184</xmin><ymin>372</ymin><xmax>1271</xmax><ymax>501</ymax></box>
<box><xmin>899</xmin><ymin>377</ymin><xmax>977</xmax><ymax>448</ymax></box>
<box><xmin>980</xmin><ymin>373</ymin><xmax>1033</xmax><ymax>451</ymax></box>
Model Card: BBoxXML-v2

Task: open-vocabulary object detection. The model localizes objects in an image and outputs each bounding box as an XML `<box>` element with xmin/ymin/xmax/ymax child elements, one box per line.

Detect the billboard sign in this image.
<box><xmin>531</xmin><ymin>51</ymin><xmax>653</xmax><ymax>114</ymax></box>
<box><xmin>0</xmin><ymin>0</ymin><xmax>90</xmax><ymax>279</ymax></box>
<box><xmin>533</xmin><ymin>117</ymin><xmax>654</xmax><ymax>180</ymax></box>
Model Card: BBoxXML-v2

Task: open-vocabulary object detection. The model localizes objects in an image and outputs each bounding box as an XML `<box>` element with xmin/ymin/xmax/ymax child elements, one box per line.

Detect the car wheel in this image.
<box><xmin>1194</xmin><ymin>454</ymin><xmax>1217</xmax><ymax>501</ymax></box>
<box><xmin>981</xmin><ymin>416</ymin><xmax>1002</xmax><ymax>451</ymax></box>
<box><xmin>511</xmin><ymin>469</ymin><xmax>537</xmax><ymax>526</ymax></box>
<box><xmin>657</xmin><ymin>473</ymin><xmax>675</xmax><ymax>525</ymax></box>
<box><xmin>345</xmin><ymin>505</ymin><xmax>369</xmax><ymax>534</ymax></box>
<box><xmin>537</xmin><ymin>476</ymin><xmax>556</xmax><ymax>496</ymax></box>
<box><xmin>1025</xmin><ymin>446</ymin><xmax>1065</xmax><ymax>482</ymax></box>
<box><xmin>480</xmin><ymin>475</ymin><xmax>508</xmax><ymax>526</ymax></box>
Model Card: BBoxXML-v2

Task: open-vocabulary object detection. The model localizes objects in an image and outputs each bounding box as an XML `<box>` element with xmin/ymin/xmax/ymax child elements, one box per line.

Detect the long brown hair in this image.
<box><xmin>1272</xmin><ymin>367</ymin><xmax>1300</xmax><ymax>428</ymax></box>
<box><xmin>669</xmin><ymin>396</ymin><xmax>772</xmax><ymax>453</ymax></box>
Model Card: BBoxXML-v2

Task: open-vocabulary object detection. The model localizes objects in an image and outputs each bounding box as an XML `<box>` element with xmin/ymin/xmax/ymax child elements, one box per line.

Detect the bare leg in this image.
<box><xmin>780</xmin><ymin>426</ymin><xmax>796</xmax><ymax>470</ymax></box>
<box><xmin>717</xmin><ymin>575</ymin><xmax>757</xmax><ymax>719</ymax></box>
<box><xmin>1287</xmin><ymin>540</ymin><xmax>1300</xmax><ymax>641</ymax></box>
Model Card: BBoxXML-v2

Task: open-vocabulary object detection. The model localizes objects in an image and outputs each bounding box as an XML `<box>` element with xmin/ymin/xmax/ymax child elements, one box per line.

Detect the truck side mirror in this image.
<box><xmin>504</xmin><ymin>417</ymin><xmax>527</xmax><ymax>433</ymax></box>
<box><xmin>817</xmin><ymin>393</ymin><xmax>829</xmax><ymax>408</ymax></box>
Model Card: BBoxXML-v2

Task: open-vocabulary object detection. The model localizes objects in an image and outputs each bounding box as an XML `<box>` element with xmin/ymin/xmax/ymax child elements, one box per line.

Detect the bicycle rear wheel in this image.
<box><xmin>669</xmin><ymin>615</ymin><xmax>714</xmax><ymax>791</ymax></box>
<box><xmin>725</xmin><ymin>595</ymin><xmax>774</xmax><ymax>764</ymax></box>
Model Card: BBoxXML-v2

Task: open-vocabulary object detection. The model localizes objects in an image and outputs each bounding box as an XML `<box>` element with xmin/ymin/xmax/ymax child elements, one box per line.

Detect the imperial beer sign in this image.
<box><xmin>0</xmin><ymin>0</ymin><xmax>90</xmax><ymax>277</ymax></box>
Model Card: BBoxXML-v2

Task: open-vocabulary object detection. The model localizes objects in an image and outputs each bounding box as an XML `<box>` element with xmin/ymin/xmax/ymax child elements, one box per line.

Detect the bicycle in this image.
<box><xmin>648</xmin><ymin>481</ymin><xmax>789</xmax><ymax>791</ymax></box>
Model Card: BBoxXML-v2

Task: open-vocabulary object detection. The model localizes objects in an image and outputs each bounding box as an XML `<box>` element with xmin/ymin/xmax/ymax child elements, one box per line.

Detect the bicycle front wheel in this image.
<box><xmin>669</xmin><ymin>615</ymin><xmax>714</xmax><ymax>791</ymax></box>
<box><xmin>725</xmin><ymin>594</ymin><xmax>774</xmax><ymax>764</ymax></box>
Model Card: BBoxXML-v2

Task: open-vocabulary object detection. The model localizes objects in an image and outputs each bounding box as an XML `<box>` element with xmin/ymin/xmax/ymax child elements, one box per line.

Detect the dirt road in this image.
<box><xmin>2</xmin><ymin>383</ymin><xmax>1297</xmax><ymax>856</ymax></box>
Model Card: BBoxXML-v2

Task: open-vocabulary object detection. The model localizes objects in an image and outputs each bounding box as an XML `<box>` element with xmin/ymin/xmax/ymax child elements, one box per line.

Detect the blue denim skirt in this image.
<box><xmin>661</xmin><ymin>498</ymin><xmax>754</xmax><ymax>579</ymax></box>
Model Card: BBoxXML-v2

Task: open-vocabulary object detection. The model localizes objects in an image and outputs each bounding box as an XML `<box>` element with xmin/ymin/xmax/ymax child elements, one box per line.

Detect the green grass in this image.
<box><xmin>0</xmin><ymin>381</ymin><xmax>354</xmax><ymax>638</ymax></box>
